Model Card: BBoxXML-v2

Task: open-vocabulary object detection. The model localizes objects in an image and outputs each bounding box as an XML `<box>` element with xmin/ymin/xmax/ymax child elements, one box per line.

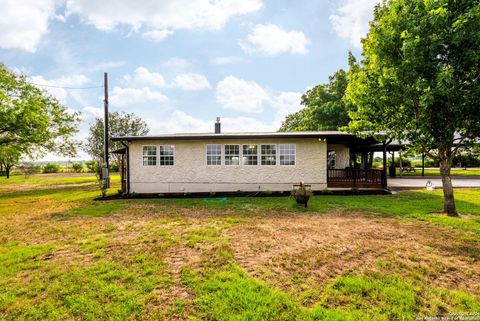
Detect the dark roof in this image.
<box><xmin>111</xmin><ymin>131</ymin><xmax>379</xmax><ymax>145</ymax></box>
<box><xmin>111</xmin><ymin>147</ymin><xmax>126</xmax><ymax>154</ymax></box>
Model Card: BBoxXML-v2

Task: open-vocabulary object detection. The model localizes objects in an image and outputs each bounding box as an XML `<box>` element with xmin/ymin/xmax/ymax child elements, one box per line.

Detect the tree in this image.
<box><xmin>0</xmin><ymin>145</ymin><xmax>22</xmax><ymax>178</ymax></box>
<box><xmin>347</xmin><ymin>0</ymin><xmax>480</xmax><ymax>216</ymax></box>
<box><xmin>0</xmin><ymin>64</ymin><xmax>80</xmax><ymax>156</ymax></box>
<box><xmin>280</xmin><ymin>64</ymin><xmax>354</xmax><ymax>131</ymax></box>
<box><xmin>83</xmin><ymin>112</ymin><xmax>149</xmax><ymax>168</ymax></box>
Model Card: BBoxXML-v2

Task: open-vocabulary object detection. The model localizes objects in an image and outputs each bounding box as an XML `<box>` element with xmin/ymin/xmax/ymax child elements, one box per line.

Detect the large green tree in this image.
<box><xmin>280</xmin><ymin>64</ymin><xmax>354</xmax><ymax>131</ymax></box>
<box><xmin>0</xmin><ymin>64</ymin><xmax>80</xmax><ymax>156</ymax></box>
<box><xmin>347</xmin><ymin>0</ymin><xmax>480</xmax><ymax>216</ymax></box>
<box><xmin>84</xmin><ymin>112</ymin><xmax>149</xmax><ymax>168</ymax></box>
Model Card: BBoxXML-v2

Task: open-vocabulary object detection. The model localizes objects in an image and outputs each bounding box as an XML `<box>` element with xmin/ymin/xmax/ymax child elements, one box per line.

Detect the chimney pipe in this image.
<box><xmin>215</xmin><ymin>117</ymin><xmax>221</xmax><ymax>134</ymax></box>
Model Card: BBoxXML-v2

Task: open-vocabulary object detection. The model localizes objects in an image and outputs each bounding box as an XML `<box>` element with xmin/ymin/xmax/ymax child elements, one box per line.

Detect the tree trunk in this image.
<box><xmin>5</xmin><ymin>166</ymin><xmax>10</xmax><ymax>179</ymax></box>
<box><xmin>439</xmin><ymin>151</ymin><xmax>458</xmax><ymax>216</ymax></box>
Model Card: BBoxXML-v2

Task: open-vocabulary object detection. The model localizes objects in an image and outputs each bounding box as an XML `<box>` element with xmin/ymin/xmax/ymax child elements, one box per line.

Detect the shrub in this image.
<box><xmin>71</xmin><ymin>163</ymin><xmax>84</xmax><ymax>173</ymax></box>
<box><xmin>42</xmin><ymin>163</ymin><xmax>61</xmax><ymax>174</ymax></box>
<box><xmin>85</xmin><ymin>161</ymin><xmax>101</xmax><ymax>174</ymax></box>
<box><xmin>17</xmin><ymin>163</ymin><xmax>41</xmax><ymax>178</ymax></box>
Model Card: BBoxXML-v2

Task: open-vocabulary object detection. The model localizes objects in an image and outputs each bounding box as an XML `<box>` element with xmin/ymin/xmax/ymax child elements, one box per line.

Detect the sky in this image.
<box><xmin>0</xmin><ymin>0</ymin><xmax>378</xmax><ymax>160</ymax></box>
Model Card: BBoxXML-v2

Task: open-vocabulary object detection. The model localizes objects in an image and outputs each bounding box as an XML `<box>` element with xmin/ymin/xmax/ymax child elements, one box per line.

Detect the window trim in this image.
<box><xmin>260</xmin><ymin>144</ymin><xmax>277</xmax><ymax>166</ymax></box>
<box><xmin>142</xmin><ymin>145</ymin><xmax>158</xmax><ymax>167</ymax></box>
<box><xmin>242</xmin><ymin>144</ymin><xmax>259</xmax><ymax>166</ymax></box>
<box><xmin>206</xmin><ymin>144</ymin><xmax>222</xmax><ymax>166</ymax></box>
<box><xmin>224</xmin><ymin>144</ymin><xmax>241</xmax><ymax>166</ymax></box>
<box><xmin>159</xmin><ymin>145</ymin><xmax>175</xmax><ymax>166</ymax></box>
<box><xmin>279</xmin><ymin>143</ymin><xmax>296</xmax><ymax>166</ymax></box>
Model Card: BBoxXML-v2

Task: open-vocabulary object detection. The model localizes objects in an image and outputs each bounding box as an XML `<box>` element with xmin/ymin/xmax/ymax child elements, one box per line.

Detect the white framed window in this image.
<box><xmin>224</xmin><ymin>145</ymin><xmax>240</xmax><ymax>166</ymax></box>
<box><xmin>159</xmin><ymin>145</ymin><xmax>175</xmax><ymax>166</ymax></box>
<box><xmin>142</xmin><ymin>145</ymin><xmax>157</xmax><ymax>166</ymax></box>
<box><xmin>242</xmin><ymin>144</ymin><xmax>258</xmax><ymax>165</ymax></box>
<box><xmin>206</xmin><ymin>144</ymin><xmax>222</xmax><ymax>165</ymax></box>
<box><xmin>261</xmin><ymin>144</ymin><xmax>277</xmax><ymax>165</ymax></box>
<box><xmin>279</xmin><ymin>144</ymin><xmax>296</xmax><ymax>165</ymax></box>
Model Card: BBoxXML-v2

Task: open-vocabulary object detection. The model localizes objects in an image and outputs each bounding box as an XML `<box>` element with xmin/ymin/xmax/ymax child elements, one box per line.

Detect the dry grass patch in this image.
<box><xmin>226</xmin><ymin>210</ymin><xmax>480</xmax><ymax>300</ymax></box>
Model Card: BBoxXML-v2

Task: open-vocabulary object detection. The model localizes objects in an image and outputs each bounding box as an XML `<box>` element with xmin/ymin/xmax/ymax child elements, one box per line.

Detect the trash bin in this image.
<box><xmin>389</xmin><ymin>164</ymin><xmax>396</xmax><ymax>177</ymax></box>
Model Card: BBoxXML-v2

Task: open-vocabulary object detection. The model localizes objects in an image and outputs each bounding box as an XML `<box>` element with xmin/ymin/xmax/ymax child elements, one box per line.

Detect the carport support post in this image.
<box><xmin>422</xmin><ymin>152</ymin><xmax>425</xmax><ymax>177</ymax></box>
<box><xmin>399</xmin><ymin>148</ymin><xmax>403</xmax><ymax>178</ymax></box>
<box><xmin>382</xmin><ymin>142</ymin><xmax>387</xmax><ymax>189</ymax></box>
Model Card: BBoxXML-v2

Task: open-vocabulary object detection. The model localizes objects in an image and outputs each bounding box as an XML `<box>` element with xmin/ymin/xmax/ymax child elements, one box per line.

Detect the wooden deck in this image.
<box><xmin>327</xmin><ymin>168</ymin><xmax>385</xmax><ymax>188</ymax></box>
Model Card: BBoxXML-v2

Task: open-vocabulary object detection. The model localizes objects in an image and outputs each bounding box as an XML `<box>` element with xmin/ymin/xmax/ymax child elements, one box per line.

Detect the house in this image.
<box><xmin>112</xmin><ymin>119</ymin><xmax>393</xmax><ymax>195</ymax></box>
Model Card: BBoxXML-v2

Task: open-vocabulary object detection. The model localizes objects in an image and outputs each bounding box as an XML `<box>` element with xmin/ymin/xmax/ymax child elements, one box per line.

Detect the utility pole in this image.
<box><xmin>103</xmin><ymin>72</ymin><xmax>110</xmax><ymax>188</ymax></box>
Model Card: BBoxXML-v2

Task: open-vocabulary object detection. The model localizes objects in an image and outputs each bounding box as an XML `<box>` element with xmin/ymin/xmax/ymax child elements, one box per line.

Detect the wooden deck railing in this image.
<box><xmin>327</xmin><ymin>168</ymin><xmax>384</xmax><ymax>188</ymax></box>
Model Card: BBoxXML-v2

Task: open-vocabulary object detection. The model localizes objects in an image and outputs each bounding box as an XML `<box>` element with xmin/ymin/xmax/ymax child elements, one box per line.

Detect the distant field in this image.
<box><xmin>0</xmin><ymin>174</ymin><xmax>479</xmax><ymax>320</ymax></box>
<box><xmin>397</xmin><ymin>168</ymin><xmax>480</xmax><ymax>176</ymax></box>
<box><xmin>0</xmin><ymin>173</ymin><xmax>120</xmax><ymax>191</ymax></box>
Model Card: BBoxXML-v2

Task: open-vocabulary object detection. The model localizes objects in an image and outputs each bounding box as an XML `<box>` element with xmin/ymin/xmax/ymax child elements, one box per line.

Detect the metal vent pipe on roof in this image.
<box><xmin>215</xmin><ymin>117</ymin><xmax>221</xmax><ymax>134</ymax></box>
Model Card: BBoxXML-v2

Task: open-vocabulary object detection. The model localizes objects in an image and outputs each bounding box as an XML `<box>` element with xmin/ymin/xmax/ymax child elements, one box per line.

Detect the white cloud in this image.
<box><xmin>215</xmin><ymin>76</ymin><xmax>271</xmax><ymax>113</ymax></box>
<box><xmin>210</xmin><ymin>56</ymin><xmax>248</xmax><ymax>65</ymax></box>
<box><xmin>150</xmin><ymin>110</ymin><xmax>277</xmax><ymax>134</ymax></box>
<box><xmin>66</xmin><ymin>0</ymin><xmax>262</xmax><ymax>34</ymax></box>
<box><xmin>171</xmin><ymin>73</ymin><xmax>211</xmax><ymax>91</ymax></box>
<box><xmin>82</xmin><ymin>106</ymin><xmax>103</xmax><ymax>118</ymax></box>
<box><xmin>142</xmin><ymin>29</ymin><xmax>174</xmax><ymax>42</ymax></box>
<box><xmin>162</xmin><ymin>57</ymin><xmax>193</xmax><ymax>70</ymax></box>
<box><xmin>0</xmin><ymin>0</ymin><xmax>59</xmax><ymax>52</ymax></box>
<box><xmin>240</xmin><ymin>24</ymin><xmax>310</xmax><ymax>56</ymax></box>
<box><xmin>109</xmin><ymin>86</ymin><xmax>167</xmax><ymax>106</ymax></box>
<box><xmin>28</xmin><ymin>74</ymin><xmax>90</xmax><ymax>103</ymax></box>
<box><xmin>271</xmin><ymin>91</ymin><xmax>303</xmax><ymax>127</ymax></box>
<box><xmin>124</xmin><ymin>67</ymin><xmax>166</xmax><ymax>88</ymax></box>
<box><xmin>330</xmin><ymin>0</ymin><xmax>378</xmax><ymax>47</ymax></box>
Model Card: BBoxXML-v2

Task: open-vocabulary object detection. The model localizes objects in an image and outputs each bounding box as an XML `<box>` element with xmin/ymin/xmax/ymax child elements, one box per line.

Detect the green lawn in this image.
<box><xmin>0</xmin><ymin>174</ymin><xmax>479</xmax><ymax>320</ymax></box>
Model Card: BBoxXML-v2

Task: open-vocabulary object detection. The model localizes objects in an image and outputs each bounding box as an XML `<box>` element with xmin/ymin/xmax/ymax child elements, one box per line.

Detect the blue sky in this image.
<box><xmin>0</xmin><ymin>0</ymin><xmax>377</xmax><ymax>160</ymax></box>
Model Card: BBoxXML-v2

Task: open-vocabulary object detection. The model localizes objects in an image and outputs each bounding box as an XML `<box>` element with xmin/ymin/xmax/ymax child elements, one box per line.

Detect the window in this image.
<box><xmin>224</xmin><ymin>145</ymin><xmax>240</xmax><ymax>165</ymax></box>
<box><xmin>279</xmin><ymin>144</ymin><xmax>296</xmax><ymax>165</ymax></box>
<box><xmin>327</xmin><ymin>150</ymin><xmax>336</xmax><ymax>169</ymax></box>
<box><xmin>206</xmin><ymin>144</ymin><xmax>222</xmax><ymax>165</ymax></box>
<box><xmin>261</xmin><ymin>144</ymin><xmax>277</xmax><ymax>165</ymax></box>
<box><xmin>159</xmin><ymin>145</ymin><xmax>175</xmax><ymax>166</ymax></box>
<box><xmin>242</xmin><ymin>144</ymin><xmax>258</xmax><ymax>165</ymax></box>
<box><xmin>142</xmin><ymin>146</ymin><xmax>157</xmax><ymax>166</ymax></box>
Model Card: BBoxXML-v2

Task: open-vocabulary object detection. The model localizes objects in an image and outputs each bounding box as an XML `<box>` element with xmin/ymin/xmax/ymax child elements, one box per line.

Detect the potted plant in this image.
<box><xmin>292</xmin><ymin>182</ymin><xmax>312</xmax><ymax>208</ymax></box>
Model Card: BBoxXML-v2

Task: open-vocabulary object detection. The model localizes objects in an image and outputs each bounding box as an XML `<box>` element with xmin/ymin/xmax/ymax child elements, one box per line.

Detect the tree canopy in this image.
<box><xmin>347</xmin><ymin>0</ymin><xmax>480</xmax><ymax>215</ymax></box>
<box><xmin>0</xmin><ymin>64</ymin><xmax>80</xmax><ymax>157</ymax></box>
<box><xmin>280</xmin><ymin>66</ymin><xmax>354</xmax><ymax>131</ymax></box>
<box><xmin>84</xmin><ymin>112</ymin><xmax>150</xmax><ymax>167</ymax></box>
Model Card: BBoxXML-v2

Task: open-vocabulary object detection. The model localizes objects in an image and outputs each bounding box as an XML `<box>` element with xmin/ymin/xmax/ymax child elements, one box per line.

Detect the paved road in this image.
<box><xmin>388</xmin><ymin>177</ymin><xmax>480</xmax><ymax>189</ymax></box>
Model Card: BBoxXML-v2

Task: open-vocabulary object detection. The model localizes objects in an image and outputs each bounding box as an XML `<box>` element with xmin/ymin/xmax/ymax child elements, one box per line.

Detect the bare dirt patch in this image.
<box><xmin>226</xmin><ymin>210</ymin><xmax>480</xmax><ymax>297</ymax></box>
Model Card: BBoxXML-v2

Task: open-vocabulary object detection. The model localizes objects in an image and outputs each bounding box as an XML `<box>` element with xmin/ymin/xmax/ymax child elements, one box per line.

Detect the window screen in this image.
<box><xmin>206</xmin><ymin>144</ymin><xmax>222</xmax><ymax>165</ymax></box>
<box><xmin>279</xmin><ymin>144</ymin><xmax>296</xmax><ymax>165</ymax></box>
<box><xmin>142</xmin><ymin>146</ymin><xmax>157</xmax><ymax>166</ymax></box>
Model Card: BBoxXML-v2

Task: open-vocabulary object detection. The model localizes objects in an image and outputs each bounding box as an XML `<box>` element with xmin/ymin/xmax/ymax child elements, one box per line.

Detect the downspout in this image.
<box><xmin>121</xmin><ymin>141</ymin><xmax>130</xmax><ymax>195</ymax></box>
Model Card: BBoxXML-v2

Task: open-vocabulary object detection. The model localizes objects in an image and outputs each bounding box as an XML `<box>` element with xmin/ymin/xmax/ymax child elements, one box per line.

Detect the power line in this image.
<box><xmin>26</xmin><ymin>82</ymin><xmax>103</xmax><ymax>90</ymax></box>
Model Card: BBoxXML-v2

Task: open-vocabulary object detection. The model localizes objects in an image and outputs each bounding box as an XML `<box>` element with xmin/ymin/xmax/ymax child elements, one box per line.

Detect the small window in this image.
<box><xmin>242</xmin><ymin>144</ymin><xmax>258</xmax><ymax>165</ymax></box>
<box><xmin>224</xmin><ymin>145</ymin><xmax>240</xmax><ymax>165</ymax></box>
<box><xmin>142</xmin><ymin>146</ymin><xmax>157</xmax><ymax>166</ymax></box>
<box><xmin>261</xmin><ymin>144</ymin><xmax>277</xmax><ymax>165</ymax></box>
<box><xmin>159</xmin><ymin>145</ymin><xmax>175</xmax><ymax>166</ymax></box>
<box><xmin>327</xmin><ymin>150</ymin><xmax>336</xmax><ymax>169</ymax></box>
<box><xmin>279</xmin><ymin>144</ymin><xmax>296</xmax><ymax>165</ymax></box>
<box><xmin>206</xmin><ymin>144</ymin><xmax>222</xmax><ymax>165</ymax></box>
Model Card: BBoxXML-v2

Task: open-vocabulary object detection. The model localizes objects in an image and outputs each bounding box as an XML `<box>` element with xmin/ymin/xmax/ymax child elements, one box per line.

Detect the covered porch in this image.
<box><xmin>326</xmin><ymin>137</ymin><xmax>403</xmax><ymax>190</ymax></box>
